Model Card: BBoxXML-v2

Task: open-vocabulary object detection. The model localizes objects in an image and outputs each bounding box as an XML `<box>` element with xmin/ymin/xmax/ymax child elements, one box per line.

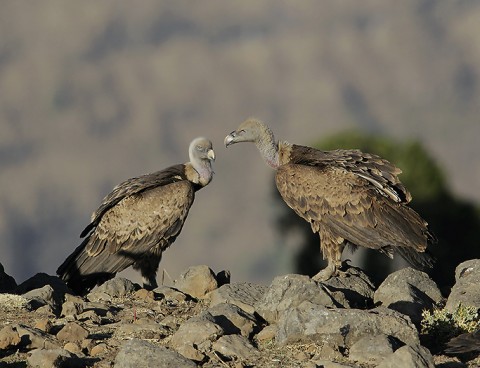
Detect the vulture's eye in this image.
<box><xmin>196</xmin><ymin>145</ymin><xmax>202</xmax><ymax>151</ymax></box>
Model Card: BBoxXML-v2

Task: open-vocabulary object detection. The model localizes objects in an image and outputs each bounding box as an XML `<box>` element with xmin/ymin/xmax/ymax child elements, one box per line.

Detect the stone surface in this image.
<box><xmin>446</xmin><ymin>259</ymin><xmax>480</xmax><ymax>311</ymax></box>
<box><xmin>0</xmin><ymin>262</ymin><xmax>17</xmax><ymax>293</ymax></box>
<box><xmin>15</xmin><ymin>324</ymin><xmax>60</xmax><ymax>349</ymax></box>
<box><xmin>28</xmin><ymin>348</ymin><xmax>82</xmax><ymax>368</ymax></box>
<box><xmin>154</xmin><ymin>285</ymin><xmax>189</xmax><ymax>302</ymax></box>
<box><xmin>255</xmin><ymin>274</ymin><xmax>348</xmax><ymax>324</ymax></box>
<box><xmin>114</xmin><ymin>339</ymin><xmax>197</xmax><ymax>368</ymax></box>
<box><xmin>61</xmin><ymin>300</ymin><xmax>84</xmax><ymax>318</ymax></box>
<box><xmin>170</xmin><ymin>311</ymin><xmax>224</xmax><ymax>360</ymax></box>
<box><xmin>208</xmin><ymin>302</ymin><xmax>259</xmax><ymax>337</ymax></box>
<box><xmin>213</xmin><ymin>334</ymin><xmax>259</xmax><ymax>360</ymax></box>
<box><xmin>348</xmin><ymin>333</ymin><xmax>400</xmax><ymax>364</ymax></box>
<box><xmin>16</xmin><ymin>273</ymin><xmax>70</xmax><ymax>303</ymax></box>
<box><xmin>87</xmin><ymin>277</ymin><xmax>138</xmax><ymax>301</ymax></box>
<box><xmin>23</xmin><ymin>285</ymin><xmax>58</xmax><ymax>310</ymax></box>
<box><xmin>377</xmin><ymin>344</ymin><xmax>435</xmax><ymax>368</ymax></box>
<box><xmin>210</xmin><ymin>282</ymin><xmax>267</xmax><ymax>315</ymax></box>
<box><xmin>276</xmin><ymin>301</ymin><xmax>419</xmax><ymax>348</ymax></box>
<box><xmin>0</xmin><ymin>325</ymin><xmax>22</xmax><ymax>349</ymax></box>
<box><xmin>114</xmin><ymin>318</ymin><xmax>169</xmax><ymax>339</ymax></box>
<box><xmin>374</xmin><ymin>267</ymin><xmax>443</xmax><ymax>325</ymax></box>
<box><xmin>174</xmin><ymin>265</ymin><xmax>219</xmax><ymax>299</ymax></box>
<box><xmin>56</xmin><ymin>322</ymin><xmax>89</xmax><ymax>342</ymax></box>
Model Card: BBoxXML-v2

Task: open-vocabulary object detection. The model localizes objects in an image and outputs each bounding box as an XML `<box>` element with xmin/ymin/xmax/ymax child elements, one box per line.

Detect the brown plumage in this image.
<box><xmin>445</xmin><ymin>330</ymin><xmax>480</xmax><ymax>355</ymax></box>
<box><xmin>57</xmin><ymin>137</ymin><xmax>215</xmax><ymax>294</ymax></box>
<box><xmin>225</xmin><ymin>118</ymin><xmax>435</xmax><ymax>281</ymax></box>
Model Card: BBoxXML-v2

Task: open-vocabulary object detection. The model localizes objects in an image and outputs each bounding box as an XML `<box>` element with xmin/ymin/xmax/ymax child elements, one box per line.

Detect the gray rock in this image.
<box><xmin>348</xmin><ymin>333</ymin><xmax>401</xmax><ymax>364</ymax></box>
<box><xmin>446</xmin><ymin>259</ymin><xmax>480</xmax><ymax>311</ymax></box>
<box><xmin>154</xmin><ymin>285</ymin><xmax>189</xmax><ymax>302</ymax></box>
<box><xmin>374</xmin><ymin>267</ymin><xmax>443</xmax><ymax>325</ymax></box>
<box><xmin>28</xmin><ymin>348</ymin><xmax>80</xmax><ymax>368</ymax></box>
<box><xmin>276</xmin><ymin>301</ymin><xmax>419</xmax><ymax>348</ymax></box>
<box><xmin>87</xmin><ymin>277</ymin><xmax>138</xmax><ymax>301</ymax></box>
<box><xmin>56</xmin><ymin>322</ymin><xmax>89</xmax><ymax>342</ymax></box>
<box><xmin>0</xmin><ymin>262</ymin><xmax>17</xmax><ymax>292</ymax></box>
<box><xmin>212</xmin><ymin>334</ymin><xmax>259</xmax><ymax>361</ymax></box>
<box><xmin>14</xmin><ymin>324</ymin><xmax>60</xmax><ymax>350</ymax></box>
<box><xmin>174</xmin><ymin>265</ymin><xmax>218</xmax><ymax>299</ymax></box>
<box><xmin>310</xmin><ymin>361</ymin><xmax>355</xmax><ymax>368</ymax></box>
<box><xmin>23</xmin><ymin>285</ymin><xmax>57</xmax><ymax>310</ymax></box>
<box><xmin>0</xmin><ymin>325</ymin><xmax>22</xmax><ymax>349</ymax></box>
<box><xmin>255</xmin><ymin>274</ymin><xmax>347</xmax><ymax>324</ymax></box>
<box><xmin>61</xmin><ymin>300</ymin><xmax>84</xmax><ymax>318</ymax></box>
<box><xmin>322</xmin><ymin>266</ymin><xmax>376</xmax><ymax>308</ymax></box>
<box><xmin>208</xmin><ymin>302</ymin><xmax>259</xmax><ymax>337</ymax></box>
<box><xmin>210</xmin><ymin>282</ymin><xmax>267</xmax><ymax>315</ymax></box>
<box><xmin>377</xmin><ymin>344</ymin><xmax>435</xmax><ymax>368</ymax></box>
<box><xmin>15</xmin><ymin>273</ymin><xmax>70</xmax><ymax>304</ymax></box>
<box><xmin>114</xmin><ymin>339</ymin><xmax>197</xmax><ymax>368</ymax></box>
<box><xmin>170</xmin><ymin>311</ymin><xmax>224</xmax><ymax>361</ymax></box>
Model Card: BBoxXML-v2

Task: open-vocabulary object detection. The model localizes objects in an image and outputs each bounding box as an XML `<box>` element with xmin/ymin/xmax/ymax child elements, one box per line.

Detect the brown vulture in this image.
<box><xmin>225</xmin><ymin>118</ymin><xmax>435</xmax><ymax>281</ymax></box>
<box><xmin>57</xmin><ymin>137</ymin><xmax>215</xmax><ymax>294</ymax></box>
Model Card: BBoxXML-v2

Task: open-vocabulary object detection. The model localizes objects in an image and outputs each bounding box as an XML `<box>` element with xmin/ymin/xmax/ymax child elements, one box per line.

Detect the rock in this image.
<box><xmin>28</xmin><ymin>348</ymin><xmax>81</xmax><ymax>368</ymax></box>
<box><xmin>0</xmin><ymin>262</ymin><xmax>17</xmax><ymax>292</ymax></box>
<box><xmin>170</xmin><ymin>311</ymin><xmax>224</xmax><ymax>361</ymax></box>
<box><xmin>0</xmin><ymin>325</ymin><xmax>22</xmax><ymax>349</ymax></box>
<box><xmin>23</xmin><ymin>285</ymin><xmax>58</xmax><ymax>310</ymax></box>
<box><xmin>377</xmin><ymin>344</ymin><xmax>435</xmax><ymax>368</ymax></box>
<box><xmin>348</xmin><ymin>333</ymin><xmax>401</xmax><ymax>364</ymax></box>
<box><xmin>15</xmin><ymin>324</ymin><xmax>60</xmax><ymax>349</ymax></box>
<box><xmin>174</xmin><ymin>265</ymin><xmax>219</xmax><ymax>299</ymax></box>
<box><xmin>61</xmin><ymin>300</ymin><xmax>84</xmax><ymax>318</ymax></box>
<box><xmin>216</xmin><ymin>269</ymin><xmax>231</xmax><ymax>286</ymax></box>
<box><xmin>255</xmin><ymin>274</ymin><xmax>347</xmax><ymax>324</ymax></box>
<box><xmin>134</xmin><ymin>288</ymin><xmax>155</xmax><ymax>301</ymax></box>
<box><xmin>210</xmin><ymin>282</ymin><xmax>266</xmax><ymax>315</ymax></box>
<box><xmin>446</xmin><ymin>259</ymin><xmax>480</xmax><ymax>311</ymax></box>
<box><xmin>276</xmin><ymin>301</ymin><xmax>419</xmax><ymax>348</ymax></box>
<box><xmin>154</xmin><ymin>285</ymin><xmax>189</xmax><ymax>302</ymax></box>
<box><xmin>56</xmin><ymin>322</ymin><xmax>89</xmax><ymax>342</ymax></box>
<box><xmin>321</xmin><ymin>266</ymin><xmax>376</xmax><ymax>308</ymax></box>
<box><xmin>34</xmin><ymin>318</ymin><xmax>53</xmax><ymax>333</ymax></box>
<box><xmin>114</xmin><ymin>339</ymin><xmax>197</xmax><ymax>368</ymax></box>
<box><xmin>90</xmin><ymin>342</ymin><xmax>108</xmax><ymax>356</ymax></box>
<box><xmin>208</xmin><ymin>302</ymin><xmax>259</xmax><ymax>337</ymax></box>
<box><xmin>255</xmin><ymin>325</ymin><xmax>277</xmax><ymax>342</ymax></box>
<box><xmin>63</xmin><ymin>342</ymin><xmax>82</xmax><ymax>355</ymax></box>
<box><xmin>87</xmin><ymin>277</ymin><xmax>138</xmax><ymax>301</ymax></box>
<box><xmin>374</xmin><ymin>267</ymin><xmax>443</xmax><ymax>325</ymax></box>
<box><xmin>213</xmin><ymin>334</ymin><xmax>259</xmax><ymax>361</ymax></box>
<box><xmin>310</xmin><ymin>361</ymin><xmax>354</xmax><ymax>368</ymax></box>
<box><xmin>15</xmin><ymin>273</ymin><xmax>70</xmax><ymax>303</ymax></box>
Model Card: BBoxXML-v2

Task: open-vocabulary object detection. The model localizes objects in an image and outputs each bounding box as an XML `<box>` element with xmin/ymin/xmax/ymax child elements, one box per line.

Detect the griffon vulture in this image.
<box><xmin>225</xmin><ymin>118</ymin><xmax>435</xmax><ymax>281</ymax></box>
<box><xmin>57</xmin><ymin>137</ymin><xmax>215</xmax><ymax>293</ymax></box>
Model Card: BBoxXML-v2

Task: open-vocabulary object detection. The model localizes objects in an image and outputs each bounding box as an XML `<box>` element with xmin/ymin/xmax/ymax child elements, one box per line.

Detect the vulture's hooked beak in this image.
<box><xmin>207</xmin><ymin>149</ymin><xmax>215</xmax><ymax>161</ymax></box>
<box><xmin>224</xmin><ymin>131</ymin><xmax>238</xmax><ymax>148</ymax></box>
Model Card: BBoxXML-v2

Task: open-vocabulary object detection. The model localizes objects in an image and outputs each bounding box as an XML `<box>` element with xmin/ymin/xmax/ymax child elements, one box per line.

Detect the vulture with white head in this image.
<box><xmin>225</xmin><ymin>118</ymin><xmax>435</xmax><ymax>281</ymax></box>
<box><xmin>57</xmin><ymin>137</ymin><xmax>215</xmax><ymax>294</ymax></box>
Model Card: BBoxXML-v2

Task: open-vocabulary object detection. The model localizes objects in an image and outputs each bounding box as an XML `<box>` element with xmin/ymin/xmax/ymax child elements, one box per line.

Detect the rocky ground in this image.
<box><xmin>0</xmin><ymin>261</ymin><xmax>479</xmax><ymax>368</ymax></box>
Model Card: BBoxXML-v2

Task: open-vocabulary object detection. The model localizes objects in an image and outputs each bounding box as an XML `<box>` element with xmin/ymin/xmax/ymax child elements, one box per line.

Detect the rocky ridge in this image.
<box><xmin>0</xmin><ymin>261</ymin><xmax>479</xmax><ymax>367</ymax></box>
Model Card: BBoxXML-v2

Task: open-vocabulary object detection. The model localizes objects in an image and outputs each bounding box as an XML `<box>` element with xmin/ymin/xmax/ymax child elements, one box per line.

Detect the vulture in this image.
<box><xmin>57</xmin><ymin>137</ymin><xmax>215</xmax><ymax>294</ymax></box>
<box><xmin>445</xmin><ymin>330</ymin><xmax>480</xmax><ymax>355</ymax></box>
<box><xmin>225</xmin><ymin>118</ymin><xmax>435</xmax><ymax>281</ymax></box>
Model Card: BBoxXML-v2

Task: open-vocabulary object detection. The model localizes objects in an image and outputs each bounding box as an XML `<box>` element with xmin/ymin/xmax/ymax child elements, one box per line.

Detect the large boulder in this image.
<box><xmin>374</xmin><ymin>267</ymin><xmax>443</xmax><ymax>325</ymax></box>
<box><xmin>446</xmin><ymin>259</ymin><xmax>480</xmax><ymax>311</ymax></box>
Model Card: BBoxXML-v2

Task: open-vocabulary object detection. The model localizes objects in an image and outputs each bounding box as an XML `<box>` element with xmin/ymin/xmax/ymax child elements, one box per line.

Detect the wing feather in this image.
<box><xmin>276</xmin><ymin>164</ymin><xmax>432</xmax><ymax>266</ymax></box>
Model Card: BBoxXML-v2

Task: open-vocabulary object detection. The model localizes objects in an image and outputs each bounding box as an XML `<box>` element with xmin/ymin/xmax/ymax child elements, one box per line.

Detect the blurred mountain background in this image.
<box><xmin>1</xmin><ymin>0</ymin><xmax>479</xmax><ymax>289</ymax></box>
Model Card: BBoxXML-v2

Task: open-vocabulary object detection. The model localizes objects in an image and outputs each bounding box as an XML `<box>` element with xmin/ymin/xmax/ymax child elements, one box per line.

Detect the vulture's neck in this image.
<box><xmin>255</xmin><ymin>125</ymin><xmax>280</xmax><ymax>169</ymax></box>
<box><xmin>186</xmin><ymin>161</ymin><xmax>213</xmax><ymax>187</ymax></box>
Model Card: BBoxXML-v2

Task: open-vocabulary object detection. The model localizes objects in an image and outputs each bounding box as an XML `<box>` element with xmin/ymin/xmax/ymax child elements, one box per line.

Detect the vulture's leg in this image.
<box><xmin>313</xmin><ymin>232</ymin><xmax>344</xmax><ymax>281</ymax></box>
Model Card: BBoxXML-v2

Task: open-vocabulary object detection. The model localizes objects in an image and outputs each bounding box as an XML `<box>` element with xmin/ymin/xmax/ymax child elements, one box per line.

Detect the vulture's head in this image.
<box><xmin>224</xmin><ymin>118</ymin><xmax>270</xmax><ymax>147</ymax></box>
<box><xmin>189</xmin><ymin>137</ymin><xmax>215</xmax><ymax>163</ymax></box>
<box><xmin>189</xmin><ymin>137</ymin><xmax>215</xmax><ymax>186</ymax></box>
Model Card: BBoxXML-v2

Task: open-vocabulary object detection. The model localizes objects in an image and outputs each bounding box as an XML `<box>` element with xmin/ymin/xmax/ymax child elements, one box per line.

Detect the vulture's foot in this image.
<box><xmin>312</xmin><ymin>264</ymin><xmax>337</xmax><ymax>282</ymax></box>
